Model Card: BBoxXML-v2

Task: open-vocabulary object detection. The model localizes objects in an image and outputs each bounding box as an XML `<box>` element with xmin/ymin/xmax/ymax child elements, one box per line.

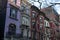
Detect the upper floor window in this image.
<box><xmin>32</xmin><ymin>22</ymin><xmax>36</xmax><ymax>28</ymax></box>
<box><xmin>44</xmin><ymin>20</ymin><xmax>50</xmax><ymax>27</ymax></box>
<box><xmin>22</xmin><ymin>16</ymin><xmax>29</xmax><ymax>26</ymax></box>
<box><xmin>40</xmin><ymin>17</ymin><xmax>43</xmax><ymax>23</ymax></box>
<box><xmin>40</xmin><ymin>25</ymin><xmax>42</xmax><ymax>28</ymax></box>
<box><xmin>10</xmin><ymin>6</ymin><xmax>17</xmax><ymax>19</ymax></box>
<box><xmin>32</xmin><ymin>13</ymin><xmax>35</xmax><ymax>18</ymax></box>
<box><xmin>25</xmin><ymin>7</ymin><xmax>30</xmax><ymax>14</ymax></box>
<box><xmin>13</xmin><ymin>0</ymin><xmax>17</xmax><ymax>4</ymax></box>
<box><xmin>44</xmin><ymin>21</ymin><xmax>46</xmax><ymax>26</ymax></box>
<box><xmin>20</xmin><ymin>5</ymin><xmax>26</xmax><ymax>12</ymax></box>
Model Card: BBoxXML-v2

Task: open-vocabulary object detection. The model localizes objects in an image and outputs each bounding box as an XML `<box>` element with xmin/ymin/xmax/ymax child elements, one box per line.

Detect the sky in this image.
<box><xmin>28</xmin><ymin>0</ymin><xmax>60</xmax><ymax>14</ymax></box>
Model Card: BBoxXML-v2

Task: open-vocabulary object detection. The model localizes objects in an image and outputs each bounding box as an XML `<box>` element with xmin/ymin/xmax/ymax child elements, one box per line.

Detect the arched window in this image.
<box><xmin>8</xmin><ymin>23</ymin><xmax>16</xmax><ymax>35</ymax></box>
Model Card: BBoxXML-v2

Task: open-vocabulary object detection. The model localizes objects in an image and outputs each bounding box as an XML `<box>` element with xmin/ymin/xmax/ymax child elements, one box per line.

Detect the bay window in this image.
<box><xmin>22</xmin><ymin>16</ymin><xmax>29</xmax><ymax>26</ymax></box>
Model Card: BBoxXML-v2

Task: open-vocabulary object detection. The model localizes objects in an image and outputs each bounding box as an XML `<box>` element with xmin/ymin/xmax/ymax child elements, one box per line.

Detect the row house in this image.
<box><xmin>4</xmin><ymin>0</ymin><xmax>21</xmax><ymax>40</ymax></box>
<box><xmin>41</xmin><ymin>6</ymin><xmax>59</xmax><ymax>40</ymax></box>
<box><xmin>30</xmin><ymin>5</ymin><xmax>38</xmax><ymax>40</ymax></box>
<box><xmin>55</xmin><ymin>15</ymin><xmax>60</xmax><ymax>40</ymax></box>
<box><xmin>20</xmin><ymin>0</ymin><xmax>31</xmax><ymax>40</ymax></box>
<box><xmin>44</xmin><ymin>17</ymin><xmax>50</xmax><ymax>40</ymax></box>
<box><xmin>30</xmin><ymin>5</ymin><xmax>47</xmax><ymax>40</ymax></box>
<box><xmin>4</xmin><ymin>0</ymin><xmax>31</xmax><ymax>40</ymax></box>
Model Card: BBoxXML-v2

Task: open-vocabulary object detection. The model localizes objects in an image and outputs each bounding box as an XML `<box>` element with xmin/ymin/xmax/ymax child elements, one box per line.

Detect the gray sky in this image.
<box><xmin>28</xmin><ymin>0</ymin><xmax>60</xmax><ymax>14</ymax></box>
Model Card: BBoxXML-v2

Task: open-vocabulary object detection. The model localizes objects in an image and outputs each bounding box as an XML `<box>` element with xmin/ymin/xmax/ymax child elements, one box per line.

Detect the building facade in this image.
<box><xmin>30</xmin><ymin>5</ymin><xmax>46</xmax><ymax>40</ymax></box>
<box><xmin>44</xmin><ymin>17</ymin><xmax>50</xmax><ymax>40</ymax></box>
<box><xmin>3</xmin><ymin>0</ymin><xmax>60</xmax><ymax>40</ymax></box>
<box><xmin>30</xmin><ymin>5</ymin><xmax>39</xmax><ymax>40</ymax></box>
<box><xmin>41</xmin><ymin>6</ymin><xmax>59</xmax><ymax>40</ymax></box>
<box><xmin>4</xmin><ymin>0</ymin><xmax>21</xmax><ymax>40</ymax></box>
<box><xmin>20</xmin><ymin>0</ymin><xmax>31</xmax><ymax>40</ymax></box>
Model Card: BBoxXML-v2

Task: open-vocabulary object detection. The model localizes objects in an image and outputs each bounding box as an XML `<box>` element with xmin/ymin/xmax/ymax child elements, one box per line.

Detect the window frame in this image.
<box><xmin>32</xmin><ymin>12</ymin><xmax>36</xmax><ymax>18</ymax></box>
<box><xmin>10</xmin><ymin>5</ymin><xmax>18</xmax><ymax>20</ymax></box>
<box><xmin>32</xmin><ymin>22</ymin><xmax>36</xmax><ymax>28</ymax></box>
<box><xmin>40</xmin><ymin>16</ymin><xmax>43</xmax><ymax>23</ymax></box>
<box><xmin>13</xmin><ymin>0</ymin><xmax>17</xmax><ymax>4</ymax></box>
<box><xmin>8</xmin><ymin>23</ymin><xmax>16</xmax><ymax>35</ymax></box>
<box><xmin>22</xmin><ymin>16</ymin><xmax>29</xmax><ymax>25</ymax></box>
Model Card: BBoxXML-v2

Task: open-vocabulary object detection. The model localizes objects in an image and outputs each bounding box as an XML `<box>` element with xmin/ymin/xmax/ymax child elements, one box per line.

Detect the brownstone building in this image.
<box><xmin>41</xmin><ymin>6</ymin><xmax>59</xmax><ymax>40</ymax></box>
<box><xmin>30</xmin><ymin>5</ymin><xmax>46</xmax><ymax>40</ymax></box>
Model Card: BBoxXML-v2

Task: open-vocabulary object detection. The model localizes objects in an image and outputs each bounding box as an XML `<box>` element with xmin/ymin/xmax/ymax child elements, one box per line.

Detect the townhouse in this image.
<box><xmin>44</xmin><ymin>17</ymin><xmax>50</xmax><ymax>40</ymax></box>
<box><xmin>30</xmin><ymin>5</ymin><xmax>48</xmax><ymax>40</ymax></box>
<box><xmin>4</xmin><ymin>0</ymin><xmax>21</xmax><ymax>40</ymax></box>
<box><xmin>41</xmin><ymin>6</ymin><xmax>59</xmax><ymax>40</ymax></box>
<box><xmin>4</xmin><ymin>0</ymin><xmax>31</xmax><ymax>40</ymax></box>
<box><xmin>20</xmin><ymin>0</ymin><xmax>31</xmax><ymax>40</ymax></box>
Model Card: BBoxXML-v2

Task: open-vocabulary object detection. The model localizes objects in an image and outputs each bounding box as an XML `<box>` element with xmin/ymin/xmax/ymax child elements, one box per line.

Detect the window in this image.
<box><xmin>32</xmin><ymin>22</ymin><xmax>36</xmax><ymax>28</ymax></box>
<box><xmin>23</xmin><ymin>29</ymin><xmax>27</xmax><ymax>37</ymax></box>
<box><xmin>21</xmin><ymin>6</ymin><xmax>25</xmax><ymax>11</ymax></box>
<box><xmin>28</xmin><ymin>31</ymin><xmax>31</xmax><ymax>38</ymax></box>
<box><xmin>32</xmin><ymin>13</ymin><xmax>35</xmax><ymax>18</ymax></box>
<box><xmin>40</xmin><ymin>17</ymin><xmax>43</xmax><ymax>23</ymax></box>
<box><xmin>25</xmin><ymin>7</ymin><xmax>30</xmax><ymax>14</ymax></box>
<box><xmin>26</xmin><ymin>9</ymin><xmax>30</xmax><ymax>14</ymax></box>
<box><xmin>13</xmin><ymin>0</ymin><xmax>17</xmax><ymax>4</ymax></box>
<box><xmin>46</xmin><ymin>29</ymin><xmax>48</xmax><ymax>34</ymax></box>
<box><xmin>40</xmin><ymin>25</ymin><xmax>43</xmax><ymax>30</ymax></box>
<box><xmin>22</xmin><ymin>16</ymin><xmax>29</xmax><ymax>26</ymax></box>
<box><xmin>8</xmin><ymin>23</ymin><xmax>16</xmax><ymax>35</ymax></box>
<box><xmin>46</xmin><ymin>29</ymin><xmax>50</xmax><ymax>35</ymax></box>
<box><xmin>10</xmin><ymin>6</ymin><xmax>17</xmax><ymax>19</ymax></box>
<box><xmin>47</xmin><ymin>23</ymin><xmax>48</xmax><ymax>26</ymax></box>
<box><xmin>44</xmin><ymin>21</ymin><xmax>46</xmax><ymax>26</ymax></box>
<box><xmin>32</xmin><ymin>31</ymin><xmax>36</xmax><ymax>40</ymax></box>
<box><xmin>21</xmin><ymin>29</ymin><xmax>24</xmax><ymax>37</ymax></box>
<box><xmin>22</xmin><ymin>17</ymin><xmax>25</xmax><ymax>24</ymax></box>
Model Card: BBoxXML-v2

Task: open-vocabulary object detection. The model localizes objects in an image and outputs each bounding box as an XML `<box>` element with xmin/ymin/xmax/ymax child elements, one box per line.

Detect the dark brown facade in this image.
<box><xmin>30</xmin><ymin>5</ymin><xmax>45</xmax><ymax>40</ymax></box>
<box><xmin>41</xmin><ymin>6</ymin><xmax>59</xmax><ymax>40</ymax></box>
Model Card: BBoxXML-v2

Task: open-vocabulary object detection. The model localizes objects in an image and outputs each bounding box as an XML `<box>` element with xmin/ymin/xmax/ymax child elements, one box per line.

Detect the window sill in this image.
<box><xmin>9</xmin><ymin>16</ymin><xmax>18</xmax><ymax>21</ymax></box>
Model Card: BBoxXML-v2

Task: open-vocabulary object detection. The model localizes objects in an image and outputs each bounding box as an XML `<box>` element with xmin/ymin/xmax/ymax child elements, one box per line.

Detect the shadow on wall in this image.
<box><xmin>0</xmin><ymin>0</ymin><xmax>7</xmax><ymax>40</ymax></box>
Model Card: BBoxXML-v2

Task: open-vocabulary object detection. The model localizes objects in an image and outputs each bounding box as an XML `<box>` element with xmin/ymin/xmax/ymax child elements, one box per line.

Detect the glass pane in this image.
<box><xmin>11</xmin><ymin>9</ymin><xmax>16</xmax><ymax>18</ymax></box>
<box><xmin>40</xmin><ymin>17</ymin><xmax>43</xmax><ymax>22</ymax></box>
<box><xmin>32</xmin><ymin>13</ymin><xmax>35</xmax><ymax>18</ymax></box>
<box><xmin>23</xmin><ymin>29</ymin><xmax>27</xmax><ymax>37</ymax></box>
<box><xmin>12</xmin><ymin>9</ymin><xmax>15</xmax><ymax>14</ymax></box>
<box><xmin>10</xmin><ymin>6</ymin><xmax>17</xmax><ymax>18</ymax></box>
<box><xmin>13</xmin><ymin>0</ymin><xmax>16</xmax><ymax>4</ymax></box>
